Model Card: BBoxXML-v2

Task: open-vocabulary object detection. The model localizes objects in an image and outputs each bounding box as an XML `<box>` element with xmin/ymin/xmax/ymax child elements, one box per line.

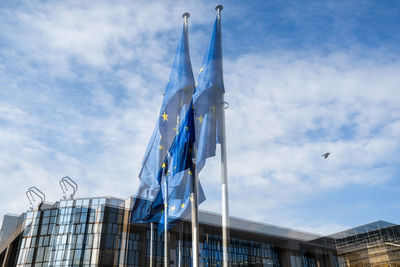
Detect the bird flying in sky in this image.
<box><xmin>322</xmin><ymin>152</ymin><xmax>330</xmax><ymax>159</ymax></box>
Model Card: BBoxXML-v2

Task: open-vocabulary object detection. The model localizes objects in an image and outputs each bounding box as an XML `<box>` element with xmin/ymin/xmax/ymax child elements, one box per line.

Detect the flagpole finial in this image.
<box><xmin>215</xmin><ymin>5</ymin><xmax>223</xmax><ymax>17</ymax></box>
<box><xmin>182</xmin><ymin>12</ymin><xmax>190</xmax><ymax>25</ymax></box>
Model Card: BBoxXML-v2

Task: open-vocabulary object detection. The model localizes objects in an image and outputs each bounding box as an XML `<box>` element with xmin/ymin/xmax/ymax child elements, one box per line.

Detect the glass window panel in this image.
<box><xmin>47</xmin><ymin>224</ymin><xmax>54</xmax><ymax>235</ymax></box>
<box><xmin>43</xmin><ymin>247</ymin><xmax>51</xmax><ymax>262</ymax></box>
<box><xmin>77</xmin><ymin>234</ymin><xmax>84</xmax><ymax>246</ymax></box>
<box><xmin>36</xmin><ymin>247</ymin><xmax>45</xmax><ymax>262</ymax></box>
<box><xmin>87</xmin><ymin>224</ymin><xmax>93</xmax><ymax>234</ymax></box>
<box><xmin>61</xmin><ymin>235</ymin><xmax>67</xmax><ymax>245</ymax></box>
<box><xmin>97</xmin><ymin>211</ymin><xmax>104</xmax><ymax>223</ymax></box>
<box><xmin>17</xmin><ymin>248</ymin><xmax>26</xmax><ymax>264</ymax></box>
<box><xmin>86</xmin><ymin>235</ymin><xmax>93</xmax><ymax>248</ymax></box>
<box><xmin>42</xmin><ymin>217</ymin><xmax>49</xmax><ymax>224</ymax></box>
<box><xmin>91</xmin><ymin>198</ymin><xmax>99</xmax><ymax>206</ymax></box>
<box><xmin>21</xmin><ymin>238</ymin><xmax>27</xmax><ymax>248</ymax></box>
<box><xmin>40</xmin><ymin>225</ymin><xmax>48</xmax><ymax>235</ymax></box>
<box><xmin>55</xmin><ymin>249</ymin><xmax>63</xmax><ymax>262</ymax></box>
<box><xmin>88</xmin><ymin>214</ymin><xmax>95</xmax><ymax>223</ymax></box>
<box><xmin>80</xmin><ymin>213</ymin><xmax>87</xmax><ymax>223</ymax></box>
<box><xmin>63</xmin><ymin>248</ymin><xmax>73</xmax><ymax>262</ymax></box>
<box><xmin>70</xmin><ymin>235</ymin><xmax>77</xmax><ymax>247</ymax></box>
<box><xmin>25</xmin><ymin>248</ymin><xmax>35</xmax><ymax>263</ymax></box>
<box><xmin>83</xmin><ymin>248</ymin><xmax>92</xmax><ymax>264</ymax></box>
<box><xmin>73</xmin><ymin>214</ymin><xmax>80</xmax><ymax>224</ymax></box>
<box><xmin>74</xmin><ymin>250</ymin><xmax>82</xmax><ymax>264</ymax></box>
<box><xmin>82</xmin><ymin>199</ymin><xmax>90</xmax><ymax>206</ymax></box>
<box><xmin>51</xmin><ymin>209</ymin><xmax>58</xmax><ymax>216</ymax></box>
<box><xmin>31</xmin><ymin>237</ymin><xmax>36</xmax><ymax>247</ymax></box>
<box><xmin>32</xmin><ymin>226</ymin><xmax>39</xmax><ymax>236</ymax></box>
<box><xmin>80</xmin><ymin>224</ymin><xmax>87</xmax><ymax>234</ymax></box>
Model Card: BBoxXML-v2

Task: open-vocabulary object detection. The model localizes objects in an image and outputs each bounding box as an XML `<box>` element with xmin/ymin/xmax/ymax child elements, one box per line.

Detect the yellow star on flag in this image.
<box><xmin>161</xmin><ymin>112</ymin><xmax>168</xmax><ymax>121</ymax></box>
<box><xmin>161</xmin><ymin>162</ymin><xmax>166</xmax><ymax>169</ymax></box>
<box><xmin>197</xmin><ymin>115</ymin><xmax>203</xmax><ymax>124</ymax></box>
<box><xmin>158</xmin><ymin>145</ymin><xmax>164</xmax><ymax>150</ymax></box>
<box><xmin>199</xmin><ymin>66</ymin><xmax>204</xmax><ymax>73</ymax></box>
<box><xmin>180</xmin><ymin>203</ymin><xmax>185</xmax><ymax>208</ymax></box>
<box><xmin>171</xmin><ymin>206</ymin><xmax>176</xmax><ymax>211</ymax></box>
<box><xmin>188</xmin><ymin>170</ymin><xmax>192</xmax><ymax>175</ymax></box>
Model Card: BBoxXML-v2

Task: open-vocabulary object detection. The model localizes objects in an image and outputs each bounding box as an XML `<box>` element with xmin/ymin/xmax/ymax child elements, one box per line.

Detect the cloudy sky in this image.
<box><xmin>1</xmin><ymin>0</ymin><xmax>400</xmax><ymax>235</ymax></box>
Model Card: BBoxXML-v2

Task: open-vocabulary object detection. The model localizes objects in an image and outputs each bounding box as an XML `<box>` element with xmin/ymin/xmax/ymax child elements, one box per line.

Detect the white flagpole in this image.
<box><xmin>190</xmin><ymin>159</ymin><xmax>199</xmax><ymax>267</ymax></box>
<box><xmin>215</xmin><ymin>6</ymin><xmax>230</xmax><ymax>267</ymax></box>
<box><xmin>220</xmin><ymin>100</ymin><xmax>230</xmax><ymax>267</ymax></box>
<box><xmin>164</xmin><ymin>175</ymin><xmax>169</xmax><ymax>267</ymax></box>
<box><xmin>150</xmin><ymin>222</ymin><xmax>154</xmax><ymax>267</ymax></box>
<box><xmin>180</xmin><ymin>11</ymin><xmax>200</xmax><ymax>267</ymax></box>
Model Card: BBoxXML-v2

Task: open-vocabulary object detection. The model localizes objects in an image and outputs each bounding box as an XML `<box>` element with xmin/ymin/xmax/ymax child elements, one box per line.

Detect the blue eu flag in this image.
<box><xmin>193</xmin><ymin>15</ymin><xmax>225</xmax><ymax>172</ymax></box>
<box><xmin>131</xmin><ymin>21</ymin><xmax>195</xmax><ymax>223</ymax></box>
<box><xmin>156</xmin><ymin>103</ymin><xmax>206</xmax><ymax>233</ymax></box>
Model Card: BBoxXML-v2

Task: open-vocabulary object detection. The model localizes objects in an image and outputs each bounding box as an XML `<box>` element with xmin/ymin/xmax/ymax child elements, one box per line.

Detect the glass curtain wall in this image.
<box><xmin>8</xmin><ymin>197</ymin><xmax>328</xmax><ymax>267</ymax></box>
<box><xmin>15</xmin><ymin>197</ymin><xmax>126</xmax><ymax>267</ymax></box>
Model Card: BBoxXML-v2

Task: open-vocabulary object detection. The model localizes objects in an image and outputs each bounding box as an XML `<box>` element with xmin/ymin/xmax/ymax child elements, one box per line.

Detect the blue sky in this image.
<box><xmin>1</xmin><ymin>0</ymin><xmax>400</xmax><ymax>235</ymax></box>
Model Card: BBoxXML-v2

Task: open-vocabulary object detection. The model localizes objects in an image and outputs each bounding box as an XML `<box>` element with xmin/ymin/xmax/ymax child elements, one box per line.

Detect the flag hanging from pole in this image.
<box><xmin>155</xmin><ymin>103</ymin><xmax>206</xmax><ymax>233</ymax></box>
<box><xmin>193</xmin><ymin>15</ymin><xmax>225</xmax><ymax>172</ymax></box>
<box><xmin>131</xmin><ymin>20</ymin><xmax>195</xmax><ymax>223</ymax></box>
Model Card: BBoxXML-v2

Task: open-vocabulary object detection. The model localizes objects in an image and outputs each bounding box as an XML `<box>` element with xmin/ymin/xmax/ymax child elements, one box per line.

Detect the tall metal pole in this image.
<box><xmin>190</xmin><ymin>160</ymin><xmax>199</xmax><ymax>267</ymax></box>
<box><xmin>220</xmin><ymin>99</ymin><xmax>230</xmax><ymax>267</ymax></box>
<box><xmin>180</xmin><ymin>11</ymin><xmax>200</xmax><ymax>267</ymax></box>
<box><xmin>150</xmin><ymin>222</ymin><xmax>154</xmax><ymax>267</ymax></box>
<box><xmin>215</xmin><ymin>6</ymin><xmax>230</xmax><ymax>267</ymax></box>
<box><xmin>164</xmin><ymin>176</ymin><xmax>169</xmax><ymax>267</ymax></box>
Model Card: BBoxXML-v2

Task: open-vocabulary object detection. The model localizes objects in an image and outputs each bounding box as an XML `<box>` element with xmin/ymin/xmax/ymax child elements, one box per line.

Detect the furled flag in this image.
<box><xmin>131</xmin><ymin>19</ymin><xmax>195</xmax><ymax>223</ymax></box>
<box><xmin>154</xmin><ymin>103</ymin><xmax>206</xmax><ymax>233</ymax></box>
<box><xmin>193</xmin><ymin>14</ymin><xmax>225</xmax><ymax>172</ymax></box>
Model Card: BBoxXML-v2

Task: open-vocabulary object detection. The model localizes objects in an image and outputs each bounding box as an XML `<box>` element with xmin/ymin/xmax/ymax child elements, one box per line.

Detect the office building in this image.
<box><xmin>0</xmin><ymin>196</ymin><xmax>338</xmax><ymax>267</ymax></box>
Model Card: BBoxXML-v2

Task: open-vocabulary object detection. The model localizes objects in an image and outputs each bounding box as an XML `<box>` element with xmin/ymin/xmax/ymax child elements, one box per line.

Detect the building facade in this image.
<box><xmin>0</xmin><ymin>196</ymin><xmax>354</xmax><ymax>267</ymax></box>
<box><xmin>327</xmin><ymin>221</ymin><xmax>400</xmax><ymax>266</ymax></box>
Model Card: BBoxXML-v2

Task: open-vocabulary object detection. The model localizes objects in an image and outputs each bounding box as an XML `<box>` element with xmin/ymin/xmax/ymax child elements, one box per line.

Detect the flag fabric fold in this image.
<box><xmin>131</xmin><ymin>22</ymin><xmax>195</xmax><ymax>223</ymax></box>
<box><xmin>193</xmin><ymin>16</ymin><xmax>225</xmax><ymax>172</ymax></box>
<box><xmin>156</xmin><ymin>103</ymin><xmax>206</xmax><ymax>233</ymax></box>
<box><xmin>132</xmin><ymin>14</ymin><xmax>224</xmax><ymax>228</ymax></box>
